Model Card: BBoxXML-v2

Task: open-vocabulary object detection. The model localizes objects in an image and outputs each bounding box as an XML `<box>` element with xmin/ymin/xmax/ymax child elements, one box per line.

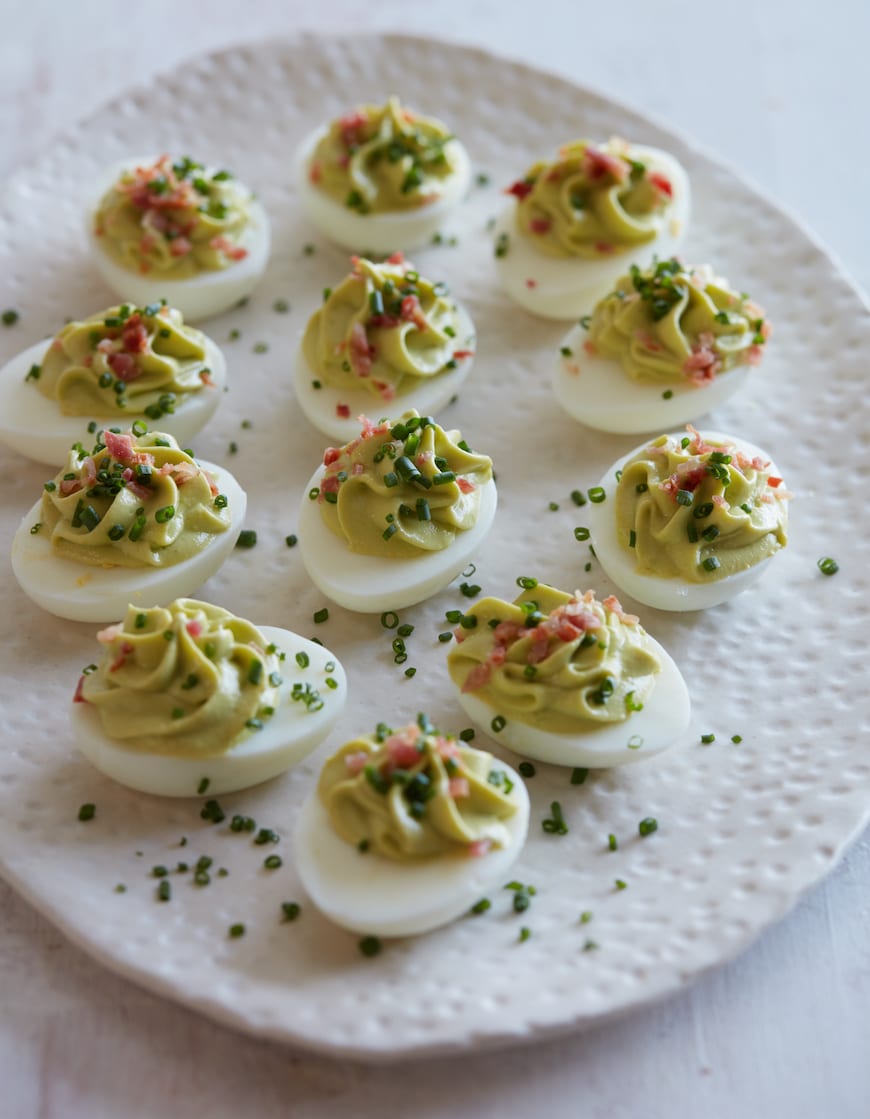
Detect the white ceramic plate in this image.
<box><xmin>0</xmin><ymin>33</ymin><xmax>867</xmax><ymax>1061</ymax></box>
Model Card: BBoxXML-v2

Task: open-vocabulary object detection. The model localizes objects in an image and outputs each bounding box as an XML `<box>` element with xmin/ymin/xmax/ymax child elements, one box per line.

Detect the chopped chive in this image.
<box><xmin>264</xmin><ymin>855</ymin><xmax>283</xmax><ymax>870</ymax></box>
<box><xmin>228</xmin><ymin>924</ymin><xmax>245</xmax><ymax>938</ymax></box>
<box><xmin>701</xmin><ymin>733</ymin><xmax>716</xmax><ymax>744</ymax></box>
<box><xmin>235</xmin><ymin>529</ymin><xmax>257</xmax><ymax>549</ymax></box>
<box><xmin>574</xmin><ymin>526</ymin><xmax>590</xmax><ymax>541</ymax></box>
<box><xmin>359</xmin><ymin>936</ymin><xmax>381</xmax><ymax>957</ymax></box>
<box><xmin>701</xmin><ymin>556</ymin><xmax>721</xmax><ymax>573</ymax></box>
<box><xmin>281</xmin><ymin>902</ymin><xmax>301</xmax><ymax>921</ymax></box>
<box><xmin>571</xmin><ymin>767</ymin><xmax>588</xmax><ymax>785</ymax></box>
<box><xmin>470</xmin><ymin>898</ymin><xmax>491</xmax><ymax>916</ymax></box>
<box><xmin>518</xmin><ymin>761</ymin><xmax>535</xmax><ymax>778</ymax></box>
<box><xmin>638</xmin><ymin>817</ymin><xmax>658</xmax><ymax>837</ymax></box>
<box><xmin>78</xmin><ymin>803</ymin><xmax>96</xmax><ymax>822</ymax></box>
<box><xmin>817</xmin><ymin>557</ymin><xmax>839</xmax><ymax>576</ymax></box>
<box><xmin>313</xmin><ymin>608</ymin><xmax>329</xmax><ymax>624</ymax></box>
<box><xmin>157</xmin><ymin>880</ymin><xmax>171</xmax><ymax>902</ymax></box>
<box><xmin>587</xmin><ymin>487</ymin><xmax>606</xmax><ymax>503</ymax></box>
<box><xmin>608</xmin><ymin>834</ymin><xmax>618</xmax><ymax>851</ymax></box>
<box><xmin>731</xmin><ymin>734</ymin><xmax>743</xmax><ymax>744</ymax></box>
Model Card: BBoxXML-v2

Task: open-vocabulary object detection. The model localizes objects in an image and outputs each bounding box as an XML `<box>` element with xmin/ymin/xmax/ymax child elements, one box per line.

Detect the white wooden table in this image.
<box><xmin>2</xmin><ymin>2</ymin><xmax>869</xmax><ymax>1115</ymax></box>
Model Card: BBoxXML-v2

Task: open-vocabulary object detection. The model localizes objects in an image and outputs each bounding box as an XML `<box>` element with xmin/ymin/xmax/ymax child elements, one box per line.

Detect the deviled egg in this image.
<box><xmin>294</xmin><ymin>715</ymin><xmax>529</xmax><ymax>937</ymax></box>
<box><xmin>587</xmin><ymin>427</ymin><xmax>789</xmax><ymax>611</ymax></box>
<box><xmin>11</xmin><ymin>426</ymin><xmax>246</xmax><ymax>622</ymax></box>
<box><xmin>0</xmin><ymin>302</ymin><xmax>226</xmax><ymax>466</ymax></box>
<box><xmin>71</xmin><ymin>598</ymin><xmax>346</xmax><ymax>796</ymax></box>
<box><xmin>298</xmin><ymin>411</ymin><xmax>497</xmax><ymax>612</ymax></box>
<box><xmin>89</xmin><ymin>154</ymin><xmax>270</xmax><ymax>320</ymax></box>
<box><xmin>447</xmin><ymin>583</ymin><xmax>689</xmax><ymax>767</ymax></box>
<box><xmin>295</xmin><ymin>253</ymin><xmax>475</xmax><ymax>442</ymax></box>
<box><xmin>295</xmin><ymin>96</ymin><xmax>472</xmax><ymax>253</ymax></box>
<box><xmin>494</xmin><ymin>137</ymin><xmax>690</xmax><ymax>320</ymax></box>
<box><xmin>553</xmin><ymin>260</ymin><xmax>771</xmax><ymax>434</ymax></box>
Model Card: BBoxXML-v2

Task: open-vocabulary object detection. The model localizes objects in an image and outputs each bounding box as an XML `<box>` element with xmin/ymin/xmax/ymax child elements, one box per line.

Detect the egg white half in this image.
<box><xmin>87</xmin><ymin>158</ymin><xmax>271</xmax><ymax>322</ymax></box>
<box><xmin>0</xmin><ymin>336</ymin><xmax>227</xmax><ymax>467</ymax></box>
<box><xmin>494</xmin><ymin>146</ymin><xmax>690</xmax><ymax>321</ymax></box>
<box><xmin>11</xmin><ymin>461</ymin><xmax>247</xmax><ymax>622</ymax></box>
<box><xmin>293</xmin><ymin>759</ymin><xmax>529</xmax><ymax>937</ymax></box>
<box><xmin>298</xmin><ymin>465</ymin><xmax>498</xmax><ymax>613</ymax></box>
<box><xmin>71</xmin><ymin>627</ymin><xmax>346</xmax><ymax>797</ymax></box>
<box><xmin>293</xmin><ymin>302</ymin><xmax>476</xmax><ymax>442</ymax></box>
<box><xmin>452</xmin><ymin>635</ymin><xmax>690</xmax><ymax>768</ymax></box>
<box><xmin>587</xmin><ymin>431</ymin><xmax>784</xmax><ymax>612</ymax></box>
<box><xmin>295</xmin><ymin>126</ymin><xmax>472</xmax><ymax>253</ymax></box>
<box><xmin>552</xmin><ymin>323</ymin><xmax>752</xmax><ymax>435</ymax></box>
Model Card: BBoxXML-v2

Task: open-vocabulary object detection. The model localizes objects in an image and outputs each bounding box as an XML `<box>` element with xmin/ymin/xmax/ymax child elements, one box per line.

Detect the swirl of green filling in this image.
<box><xmin>41</xmin><ymin>428</ymin><xmax>229</xmax><ymax>568</ymax></box>
<box><xmin>318</xmin><ymin>719</ymin><xmax>519</xmax><ymax>862</ymax></box>
<box><xmin>316</xmin><ymin>411</ymin><xmax>492</xmax><ymax>558</ymax></box>
<box><xmin>616</xmin><ymin>431</ymin><xmax>789</xmax><ymax>582</ymax></box>
<box><xmin>512</xmin><ymin>139</ymin><xmax>674</xmax><ymax>258</ymax></box>
<box><xmin>448</xmin><ymin>584</ymin><xmax>660</xmax><ymax>734</ymax></box>
<box><xmin>302</xmin><ymin>256</ymin><xmax>470</xmax><ymax>400</ymax></box>
<box><xmin>308</xmin><ymin>96</ymin><xmax>461</xmax><ymax>213</ymax></box>
<box><xmin>587</xmin><ymin>259</ymin><xmax>770</xmax><ymax>385</ymax></box>
<box><xmin>34</xmin><ymin>303</ymin><xmax>211</xmax><ymax>417</ymax></box>
<box><xmin>80</xmin><ymin>599</ymin><xmax>281</xmax><ymax>758</ymax></box>
<box><xmin>94</xmin><ymin>154</ymin><xmax>253</xmax><ymax>278</ymax></box>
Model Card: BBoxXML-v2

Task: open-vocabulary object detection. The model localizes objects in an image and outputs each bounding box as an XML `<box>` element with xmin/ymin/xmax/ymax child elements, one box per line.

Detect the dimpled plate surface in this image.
<box><xmin>0</xmin><ymin>33</ymin><xmax>868</xmax><ymax>1061</ymax></box>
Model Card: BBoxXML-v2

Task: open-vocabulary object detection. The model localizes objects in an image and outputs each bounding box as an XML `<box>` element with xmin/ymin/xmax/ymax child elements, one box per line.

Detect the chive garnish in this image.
<box><xmin>638</xmin><ymin>817</ymin><xmax>658</xmax><ymax>837</ymax></box>
<box><xmin>359</xmin><ymin>936</ymin><xmax>382</xmax><ymax>957</ymax></box>
<box><xmin>470</xmin><ymin>898</ymin><xmax>491</xmax><ymax>916</ymax></box>
<box><xmin>235</xmin><ymin>529</ymin><xmax>257</xmax><ymax>549</ymax></box>
<box><xmin>78</xmin><ymin>803</ymin><xmax>96</xmax><ymax>822</ymax></box>
<box><xmin>817</xmin><ymin>557</ymin><xmax>839</xmax><ymax>576</ymax></box>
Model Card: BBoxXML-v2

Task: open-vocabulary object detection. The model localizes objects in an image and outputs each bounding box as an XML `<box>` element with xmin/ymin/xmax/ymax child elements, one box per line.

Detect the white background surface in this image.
<box><xmin>2</xmin><ymin>1</ymin><xmax>869</xmax><ymax>1116</ymax></box>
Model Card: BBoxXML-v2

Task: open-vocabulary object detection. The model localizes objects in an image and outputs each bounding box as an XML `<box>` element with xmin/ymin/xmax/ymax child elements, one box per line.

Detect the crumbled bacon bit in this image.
<box><xmin>506</xmin><ymin>180</ymin><xmax>534</xmax><ymax>200</ymax></box>
<box><xmin>199</xmin><ymin>370</ymin><xmax>215</xmax><ymax>386</ymax></box>
<box><xmin>583</xmin><ymin>340</ymin><xmax>597</xmax><ymax>357</ymax></box>
<box><xmin>603</xmin><ymin>595</ymin><xmax>638</xmax><ymax>624</ymax></box>
<box><xmin>97</xmin><ymin>623</ymin><xmax>123</xmax><ymax>644</ymax></box>
<box><xmin>344</xmin><ymin>751</ymin><xmax>369</xmax><ymax>776</ymax></box>
<box><xmin>525</xmin><ymin>278</ymin><xmax>537</xmax><ymax>289</ymax></box>
<box><xmin>107</xmin><ymin>352</ymin><xmax>139</xmax><ymax>382</ymax></box>
<box><xmin>649</xmin><ymin>172</ymin><xmax>673</xmax><ymax>198</ymax></box>
<box><xmin>323</xmin><ymin>447</ymin><xmax>342</xmax><ymax>467</ymax></box>
<box><xmin>457</xmin><ymin>477</ymin><xmax>476</xmax><ymax>494</ymax></box>
<box><xmin>59</xmin><ymin>478</ymin><xmax>83</xmax><ymax>496</ymax></box>
<box><xmin>209</xmin><ymin>235</ymin><xmax>247</xmax><ymax>261</ymax></box>
<box><xmin>582</xmin><ymin>146</ymin><xmax>628</xmax><ymax>183</ymax></box>
<box><xmin>595</xmin><ymin>241</ymin><xmax>614</xmax><ymax>254</ymax></box>
<box><xmin>436</xmin><ymin>737</ymin><xmax>461</xmax><ymax>762</ymax></box>
<box><xmin>73</xmin><ymin>676</ymin><xmax>88</xmax><ymax>704</ymax></box>
<box><xmin>309</xmin><ymin>161</ymin><xmax>322</xmax><ymax>184</ymax></box>
<box><xmin>386</xmin><ymin>730</ymin><xmax>423</xmax><ymax>770</ymax></box>
<box><xmin>683</xmin><ymin>333</ymin><xmax>721</xmax><ymax>385</ymax></box>
<box><xmin>530</xmin><ymin>218</ymin><xmax>551</xmax><ymax>234</ymax></box>
<box><xmin>104</xmin><ymin>430</ymin><xmax>136</xmax><ymax>462</ymax></box>
<box><xmin>449</xmin><ymin>777</ymin><xmax>470</xmax><ymax>799</ymax></box>
<box><xmin>336</xmin><ymin>403</ymin><xmax>350</xmax><ymax>418</ymax></box>
<box><xmin>400</xmin><ymin>294</ymin><xmax>428</xmax><ymax>330</ymax></box>
<box><xmin>462</xmin><ymin>662</ymin><xmax>492</xmax><ymax>692</ymax></box>
<box><xmin>169</xmin><ymin>236</ymin><xmax>192</xmax><ymax>258</ymax></box>
<box><xmin>349</xmin><ymin>321</ymin><xmax>373</xmax><ymax>378</ymax></box>
<box><xmin>386</xmin><ymin>251</ymin><xmax>405</xmax><ymax>266</ymax></box>
<box><xmin>186</xmin><ymin>620</ymin><xmax>203</xmax><ymax>638</ymax></box>
<box><xmin>453</xmin><ymin>349</ymin><xmax>474</xmax><ymax>360</ymax></box>
<box><xmin>121</xmin><ymin>316</ymin><xmax>148</xmax><ymax>353</ymax></box>
<box><xmin>468</xmin><ymin>838</ymin><xmax>492</xmax><ymax>857</ymax></box>
<box><xmin>109</xmin><ymin>641</ymin><xmax>135</xmax><ymax>673</ymax></box>
<box><xmin>767</xmin><ymin>476</ymin><xmax>783</xmax><ymax>488</ymax></box>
